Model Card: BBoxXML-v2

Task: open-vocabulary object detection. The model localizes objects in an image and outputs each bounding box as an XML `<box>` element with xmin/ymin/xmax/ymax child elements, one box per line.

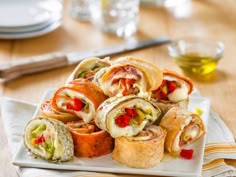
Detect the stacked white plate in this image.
<box><xmin>0</xmin><ymin>0</ymin><xmax>63</xmax><ymax>39</ymax></box>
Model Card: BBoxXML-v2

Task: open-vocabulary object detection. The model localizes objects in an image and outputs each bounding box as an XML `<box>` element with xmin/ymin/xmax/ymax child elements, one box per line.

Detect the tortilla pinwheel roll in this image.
<box><xmin>151</xmin><ymin>69</ymin><xmax>193</xmax><ymax>115</ymax></box>
<box><xmin>51</xmin><ymin>78</ymin><xmax>107</xmax><ymax>123</ymax></box>
<box><xmin>66</xmin><ymin>57</ymin><xmax>111</xmax><ymax>83</ymax></box>
<box><xmin>23</xmin><ymin>117</ymin><xmax>74</xmax><ymax>162</ymax></box>
<box><xmin>95</xmin><ymin>95</ymin><xmax>162</xmax><ymax>138</ymax></box>
<box><xmin>95</xmin><ymin>56</ymin><xmax>163</xmax><ymax>97</ymax></box>
<box><xmin>40</xmin><ymin>99</ymin><xmax>78</xmax><ymax>124</ymax></box>
<box><xmin>67</xmin><ymin>120</ymin><xmax>114</xmax><ymax>158</ymax></box>
<box><xmin>112</xmin><ymin>125</ymin><xmax>166</xmax><ymax>168</ymax></box>
<box><xmin>159</xmin><ymin>107</ymin><xmax>206</xmax><ymax>153</ymax></box>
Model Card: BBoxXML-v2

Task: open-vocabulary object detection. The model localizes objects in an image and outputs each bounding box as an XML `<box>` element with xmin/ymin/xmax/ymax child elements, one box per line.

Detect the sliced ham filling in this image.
<box><xmin>108</xmin><ymin>65</ymin><xmax>144</xmax><ymax>96</ymax></box>
<box><xmin>172</xmin><ymin>119</ymin><xmax>201</xmax><ymax>152</ymax></box>
<box><xmin>179</xmin><ymin>122</ymin><xmax>200</xmax><ymax>146</ymax></box>
<box><xmin>68</xmin><ymin>121</ymin><xmax>100</xmax><ymax>134</ymax></box>
<box><xmin>128</xmin><ymin>125</ymin><xmax>164</xmax><ymax>141</ymax></box>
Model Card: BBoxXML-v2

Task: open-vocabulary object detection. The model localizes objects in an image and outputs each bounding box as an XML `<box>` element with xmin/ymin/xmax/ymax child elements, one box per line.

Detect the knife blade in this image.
<box><xmin>0</xmin><ymin>37</ymin><xmax>170</xmax><ymax>81</ymax></box>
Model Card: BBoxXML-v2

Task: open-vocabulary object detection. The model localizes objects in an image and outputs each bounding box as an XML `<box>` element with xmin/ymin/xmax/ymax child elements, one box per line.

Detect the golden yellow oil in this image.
<box><xmin>174</xmin><ymin>53</ymin><xmax>220</xmax><ymax>75</ymax></box>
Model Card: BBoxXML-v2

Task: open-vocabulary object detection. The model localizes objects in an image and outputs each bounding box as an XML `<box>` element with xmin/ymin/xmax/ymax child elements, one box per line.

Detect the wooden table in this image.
<box><xmin>1</xmin><ymin>0</ymin><xmax>236</xmax><ymax>176</ymax></box>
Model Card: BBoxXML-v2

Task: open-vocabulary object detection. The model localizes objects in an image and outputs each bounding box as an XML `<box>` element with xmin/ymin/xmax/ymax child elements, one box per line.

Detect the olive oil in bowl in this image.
<box><xmin>168</xmin><ymin>38</ymin><xmax>224</xmax><ymax>76</ymax></box>
<box><xmin>174</xmin><ymin>53</ymin><xmax>220</xmax><ymax>75</ymax></box>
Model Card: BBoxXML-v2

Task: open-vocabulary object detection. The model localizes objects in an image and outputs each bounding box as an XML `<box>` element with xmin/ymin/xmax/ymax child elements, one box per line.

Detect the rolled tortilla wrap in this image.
<box><xmin>67</xmin><ymin>120</ymin><xmax>114</xmax><ymax>158</ymax></box>
<box><xmin>66</xmin><ymin>57</ymin><xmax>111</xmax><ymax>83</ymax></box>
<box><xmin>40</xmin><ymin>99</ymin><xmax>78</xmax><ymax>123</ymax></box>
<box><xmin>95</xmin><ymin>95</ymin><xmax>162</xmax><ymax>138</ymax></box>
<box><xmin>23</xmin><ymin>117</ymin><xmax>74</xmax><ymax>162</ymax></box>
<box><xmin>112</xmin><ymin>125</ymin><xmax>166</xmax><ymax>168</ymax></box>
<box><xmin>159</xmin><ymin>107</ymin><xmax>206</xmax><ymax>153</ymax></box>
<box><xmin>51</xmin><ymin>78</ymin><xmax>107</xmax><ymax>123</ymax></box>
<box><xmin>96</xmin><ymin>56</ymin><xmax>163</xmax><ymax>97</ymax></box>
<box><xmin>152</xmin><ymin>69</ymin><xmax>193</xmax><ymax>115</ymax></box>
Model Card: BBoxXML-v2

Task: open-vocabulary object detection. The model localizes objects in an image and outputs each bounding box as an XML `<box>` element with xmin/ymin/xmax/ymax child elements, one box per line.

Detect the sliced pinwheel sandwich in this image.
<box><xmin>23</xmin><ymin>117</ymin><xmax>74</xmax><ymax>162</ymax></box>
<box><xmin>95</xmin><ymin>95</ymin><xmax>162</xmax><ymax>138</ymax></box>
<box><xmin>152</xmin><ymin>69</ymin><xmax>193</xmax><ymax>115</ymax></box>
<box><xmin>67</xmin><ymin>120</ymin><xmax>114</xmax><ymax>158</ymax></box>
<box><xmin>40</xmin><ymin>99</ymin><xmax>78</xmax><ymax>124</ymax></box>
<box><xmin>66</xmin><ymin>57</ymin><xmax>111</xmax><ymax>83</ymax></box>
<box><xmin>159</xmin><ymin>107</ymin><xmax>206</xmax><ymax>153</ymax></box>
<box><xmin>95</xmin><ymin>56</ymin><xmax>163</xmax><ymax>98</ymax></box>
<box><xmin>112</xmin><ymin>125</ymin><xmax>166</xmax><ymax>168</ymax></box>
<box><xmin>51</xmin><ymin>78</ymin><xmax>107</xmax><ymax>123</ymax></box>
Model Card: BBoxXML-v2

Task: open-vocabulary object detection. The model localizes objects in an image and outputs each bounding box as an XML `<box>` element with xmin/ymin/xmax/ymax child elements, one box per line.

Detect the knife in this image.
<box><xmin>0</xmin><ymin>37</ymin><xmax>170</xmax><ymax>81</ymax></box>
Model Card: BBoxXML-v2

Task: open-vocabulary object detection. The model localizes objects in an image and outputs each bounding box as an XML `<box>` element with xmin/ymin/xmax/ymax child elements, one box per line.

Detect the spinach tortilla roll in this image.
<box><xmin>96</xmin><ymin>56</ymin><xmax>163</xmax><ymax>97</ymax></box>
<box><xmin>23</xmin><ymin>117</ymin><xmax>74</xmax><ymax>162</ymax></box>
<box><xmin>159</xmin><ymin>107</ymin><xmax>206</xmax><ymax>153</ymax></box>
<box><xmin>151</xmin><ymin>69</ymin><xmax>193</xmax><ymax>115</ymax></box>
<box><xmin>67</xmin><ymin>120</ymin><xmax>114</xmax><ymax>158</ymax></box>
<box><xmin>95</xmin><ymin>95</ymin><xmax>162</xmax><ymax>138</ymax></box>
<box><xmin>66</xmin><ymin>57</ymin><xmax>111</xmax><ymax>83</ymax></box>
<box><xmin>112</xmin><ymin>125</ymin><xmax>166</xmax><ymax>168</ymax></box>
<box><xmin>51</xmin><ymin>78</ymin><xmax>107</xmax><ymax>123</ymax></box>
<box><xmin>40</xmin><ymin>99</ymin><xmax>78</xmax><ymax>124</ymax></box>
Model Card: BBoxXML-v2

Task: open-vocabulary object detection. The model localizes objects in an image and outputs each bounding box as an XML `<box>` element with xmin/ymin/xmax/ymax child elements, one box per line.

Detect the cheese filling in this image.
<box><xmin>57</xmin><ymin>89</ymin><xmax>95</xmax><ymax>123</ymax></box>
<box><xmin>168</xmin><ymin>83</ymin><xmax>189</xmax><ymax>102</ymax></box>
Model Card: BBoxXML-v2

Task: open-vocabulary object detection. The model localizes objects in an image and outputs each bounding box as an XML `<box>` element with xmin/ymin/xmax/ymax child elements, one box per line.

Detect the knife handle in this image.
<box><xmin>0</xmin><ymin>52</ymin><xmax>69</xmax><ymax>81</ymax></box>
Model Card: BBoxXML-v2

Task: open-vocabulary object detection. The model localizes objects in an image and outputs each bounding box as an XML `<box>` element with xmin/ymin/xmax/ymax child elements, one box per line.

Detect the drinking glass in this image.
<box><xmin>141</xmin><ymin>0</ymin><xmax>192</xmax><ymax>18</ymax></box>
<box><xmin>68</xmin><ymin>0</ymin><xmax>98</xmax><ymax>21</ymax></box>
<box><xmin>100</xmin><ymin>0</ymin><xmax>140</xmax><ymax>38</ymax></box>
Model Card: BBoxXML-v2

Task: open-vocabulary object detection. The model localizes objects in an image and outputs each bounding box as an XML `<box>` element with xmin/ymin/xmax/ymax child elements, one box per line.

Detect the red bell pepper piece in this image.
<box><xmin>180</xmin><ymin>149</ymin><xmax>194</xmax><ymax>159</ymax></box>
<box><xmin>34</xmin><ymin>134</ymin><xmax>46</xmax><ymax>144</ymax></box>
<box><xmin>73</xmin><ymin>97</ymin><xmax>84</xmax><ymax>111</ymax></box>
<box><xmin>66</xmin><ymin>97</ymin><xmax>84</xmax><ymax>111</ymax></box>
<box><xmin>125</xmin><ymin>108</ymin><xmax>137</xmax><ymax>117</ymax></box>
<box><xmin>167</xmin><ymin>80</ymin><xmax>177</xmax><ymax>93</ymax></box>
<box><xmin>115</xmin><ymin>114</ymin><xmax>131</xmax><ymax>128</ymax></box>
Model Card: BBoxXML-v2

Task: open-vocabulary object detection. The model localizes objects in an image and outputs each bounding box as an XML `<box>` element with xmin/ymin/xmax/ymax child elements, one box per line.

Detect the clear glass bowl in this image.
<box><xmin>167</xmin><ymin>38</ymin><xmax>224</xmax><ymax>76</ymax></box>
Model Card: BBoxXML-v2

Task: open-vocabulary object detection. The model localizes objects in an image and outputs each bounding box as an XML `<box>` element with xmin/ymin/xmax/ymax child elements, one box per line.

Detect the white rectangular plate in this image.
<box><xmin>13</xmin><ymin>89</ymin><xmax>211</xmax><ymax>177</ymax></box>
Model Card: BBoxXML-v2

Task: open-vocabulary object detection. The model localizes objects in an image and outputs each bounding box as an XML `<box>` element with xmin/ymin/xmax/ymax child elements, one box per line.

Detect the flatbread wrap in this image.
<box><xmin>159</xmin><ymin>107</ymin><xmax>206</xmax><ymax>153</ymax></box>
<box><xmin>152</xmin><ymin>69</ymin><xmax>193</xmax><ymax>115</ymax></box>
<box><xmin>66</xmin><ymin>57</ymin><xmax>111</xmax><ymax>83</ymax></box>
<box><xmin>40</xmin><ymin>99</ymin><xmax>78</xmax><ymax>123</ymax></box>
<box><xmin>112</xmin><ymin>125</ymin><xmax>166</xmax><ymax>168</ymax></box>
<box><xmin>67</xmin><ymin>120</ymin><xmax>114</xmax><ymax>158</ymax></box>
<box><xmin>23</xmin><ymin>117</ymin><xmax>74</xmax><ymax>162</ymax></box>
<box><xmin>51</xmin><ymin>78</ymin><xmax>107</xmax><ymax>123</ymax></box>
<box><xmin>95</xmin><ymin>95</ymin><xmax>162</xmax><ymax>138</ymax></box>
<box><xmin>95</xmin><ymin>56</ymin><xmax>163</xmax><ymax>97</ymax></box>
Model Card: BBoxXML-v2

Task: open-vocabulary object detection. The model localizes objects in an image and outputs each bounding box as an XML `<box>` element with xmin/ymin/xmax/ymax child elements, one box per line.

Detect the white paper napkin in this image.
<box><xmin>1</xmin><ymin>97</ymin><xmax>236</xmax><ymax>177</ymax></box>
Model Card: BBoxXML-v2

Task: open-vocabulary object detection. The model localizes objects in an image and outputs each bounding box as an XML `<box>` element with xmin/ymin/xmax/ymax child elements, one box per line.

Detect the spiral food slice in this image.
<box><xmin>112</xmin><ymin>125</ymin><xmax>166</xmax><ymax>168</ymax></box>
<box><xmin>40</xmin><ymin>99</ymin><xmax>78</xmax><ymax>123</ymax></box>
<box><xmin>159</xmin><ymin>107</ymin><xmax>206</xmax><ymax>153</ymax></box>
<box><xmin>51</xmin><ymin>78</ymin><xmax>107</xmax><ymax>123</ymax></box>
<box><xmin>95</xmin><ymin>95</ymin><xmax>162</xmax><ymax>138</ymax></box>
<box><xmin>23</xmin><ymin>117</ymin><xmax>74</xmax><ymax>162</ymax></box>
<box><xmin>66</xmin><ymin>57</ymin><xmax>111</xmax><ymax>83</ymax></box>
<box><xmin>152</xmin><ymin>69</ymin><xmax>193</xmax><ymax>114</ymax></box>
<box><xmin>67</xmin><ymin>120</ymin><xmax>114</xmax><ymax>158</ymax></box>
<box><xmin>96</xmin><ymin>56</ymin><xmax>163</xmax><ymax>97</ymax></box>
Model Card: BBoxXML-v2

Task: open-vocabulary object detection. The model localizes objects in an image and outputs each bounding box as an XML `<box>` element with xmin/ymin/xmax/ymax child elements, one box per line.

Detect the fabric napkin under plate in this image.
<box><xmin>202</xmin><ymin>111</ymin><xmax>236</xmax><ymax>177</ymax></box>
<box><xmin>1</xmin><ymin>97</ymin><xmax>236</xmax><ymax>177</ymax></box>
